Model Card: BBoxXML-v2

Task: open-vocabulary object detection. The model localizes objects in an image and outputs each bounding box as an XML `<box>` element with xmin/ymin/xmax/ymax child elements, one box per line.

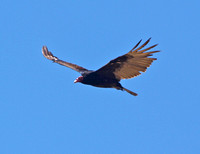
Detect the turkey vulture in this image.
<box><xmin>42</xmin><ymin>38</ymin><xmax>159</xmax><ymax>96</ymax></box>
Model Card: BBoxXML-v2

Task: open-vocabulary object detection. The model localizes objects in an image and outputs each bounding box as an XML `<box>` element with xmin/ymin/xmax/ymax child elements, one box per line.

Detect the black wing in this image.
<box><xmin>94</xmin><ymin>38</ymin><xmax>160</xmax><ymax>81</ymax></box>
<box><xmin>42</xmin><ymin>46</ymin><xmax>89</xmax><ymax>75</ymax></box>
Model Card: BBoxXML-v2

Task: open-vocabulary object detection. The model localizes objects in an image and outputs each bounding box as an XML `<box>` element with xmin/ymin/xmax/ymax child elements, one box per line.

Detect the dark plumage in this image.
<box><xmin>42</xmin><ymin>38</ymin><xmax>160</xmax><ymax>96</ymax></box>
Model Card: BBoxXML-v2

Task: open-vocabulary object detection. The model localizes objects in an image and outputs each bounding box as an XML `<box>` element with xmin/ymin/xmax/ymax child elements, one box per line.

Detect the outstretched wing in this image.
<box><xmin>42</xmin><ymin>46</ymin><xmax>89</xmax><ymax>74</ymax></box>
<box><xmin>95</xmin><ymin>38</ymin><xmax>160</xmax><ymax>81</ymax></box>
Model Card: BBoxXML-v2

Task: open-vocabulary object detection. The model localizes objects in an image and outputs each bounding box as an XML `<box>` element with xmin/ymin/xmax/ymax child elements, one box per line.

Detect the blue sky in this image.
<box><xmin>1</xmin><ymin>0</ymin><xmax>200</xmax><ymax>153</ymax></box>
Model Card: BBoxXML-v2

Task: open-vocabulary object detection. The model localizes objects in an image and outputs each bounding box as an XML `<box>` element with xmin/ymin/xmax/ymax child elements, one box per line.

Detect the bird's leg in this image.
<box><xmin>114</xmin><ymin>82</ymin><xmax>124</xmax><ymax>90</ymax></box>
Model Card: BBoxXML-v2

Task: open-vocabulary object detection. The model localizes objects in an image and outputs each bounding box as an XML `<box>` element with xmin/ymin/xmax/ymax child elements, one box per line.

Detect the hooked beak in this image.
<box><xmin>74</xmin><ymin>76</ymin><xmax>83</xmax><ymax>83</ymax></box>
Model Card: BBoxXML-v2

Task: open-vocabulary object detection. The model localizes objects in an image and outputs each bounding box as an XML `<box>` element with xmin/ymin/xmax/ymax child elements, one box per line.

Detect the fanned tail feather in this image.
<box><xmin>123</xmin><ymin>87</ymin><xmax>138</xmax><ymax>96</ymax></box>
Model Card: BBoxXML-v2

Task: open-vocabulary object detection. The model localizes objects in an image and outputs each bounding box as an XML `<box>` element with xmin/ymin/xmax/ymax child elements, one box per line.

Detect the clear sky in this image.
<box><xmin>1</xmin><ymin>0</ymin><xmax>200</xmax><ymax>153</ymax></box>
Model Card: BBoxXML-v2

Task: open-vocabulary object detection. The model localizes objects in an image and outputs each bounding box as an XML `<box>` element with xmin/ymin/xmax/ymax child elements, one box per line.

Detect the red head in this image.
<box><xmin>74</xmin><ymin>76</ymin><xmax>83</xmax><ymax>83</ymax></box>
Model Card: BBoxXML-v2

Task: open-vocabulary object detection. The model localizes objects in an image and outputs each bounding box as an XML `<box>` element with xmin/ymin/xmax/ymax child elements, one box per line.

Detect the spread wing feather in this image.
<box><xmin>42</xmin><ymin>46</ymin><xmax>88</xmax><ymax>74</ymax></box>
<box><xmin>95</xmin><ymin>38</ymin><xmax>160</xmax><ymax>81</ymax></box>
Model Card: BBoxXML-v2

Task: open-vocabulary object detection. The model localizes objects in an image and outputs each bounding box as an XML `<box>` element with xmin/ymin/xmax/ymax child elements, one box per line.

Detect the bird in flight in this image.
<box><xmin>42</xmin><ymin>38</ymin><xmax>159</xmax><ymax>96</ymax></box>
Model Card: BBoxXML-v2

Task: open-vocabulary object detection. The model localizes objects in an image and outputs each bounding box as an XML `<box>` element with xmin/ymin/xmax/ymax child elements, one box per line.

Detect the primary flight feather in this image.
<box><xmin>42</xmin><ymin>38</ymin><xmax>160</xmax><ymax>96</ymax></box>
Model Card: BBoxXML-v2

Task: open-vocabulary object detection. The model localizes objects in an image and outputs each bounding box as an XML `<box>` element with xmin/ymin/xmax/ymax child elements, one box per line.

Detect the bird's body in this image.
<box><xmin>42</xmin><ymin>38</ymin><xmax>159</xmax><ymax>96</ymax></box>
<box><xmin>81</xmin><ymin>72</ymin><xmax>123</xmax><ymax>89</ymax></box>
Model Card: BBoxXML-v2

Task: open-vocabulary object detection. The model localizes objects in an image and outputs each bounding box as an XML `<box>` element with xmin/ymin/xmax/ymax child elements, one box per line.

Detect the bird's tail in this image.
<box><xmin>123</xmin><ymin>87</ymin><xmax>138</xmax><ymax>96</ymax></box>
